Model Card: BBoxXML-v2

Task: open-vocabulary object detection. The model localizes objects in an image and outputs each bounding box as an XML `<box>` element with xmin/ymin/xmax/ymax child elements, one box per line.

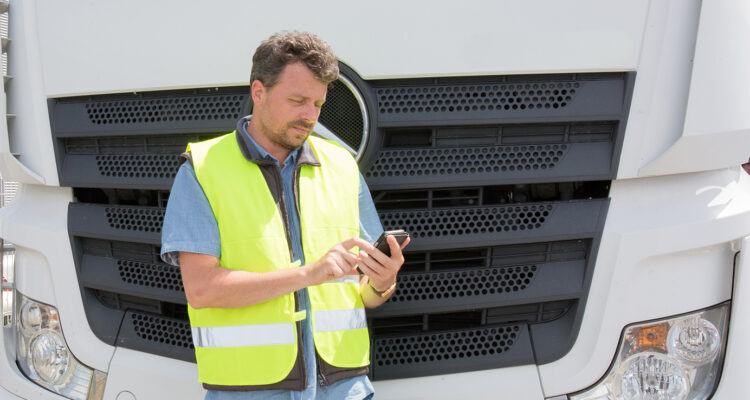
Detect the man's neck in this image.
<box><xmin>246</xmin><ymin>118</ymin><xmax>292</xmax><ymax>166</ymax></box>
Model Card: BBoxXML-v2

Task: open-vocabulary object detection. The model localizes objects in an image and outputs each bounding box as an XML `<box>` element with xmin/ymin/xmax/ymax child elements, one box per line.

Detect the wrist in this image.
<box><xmin>299</xmin><ymin>263</ymin><xmax>319</xmax><ymax>286</ymax></box>
<box><xmin>369</xmin><ymin>277</ymin><xmax>397</xmax><ymax>297</ymax></box>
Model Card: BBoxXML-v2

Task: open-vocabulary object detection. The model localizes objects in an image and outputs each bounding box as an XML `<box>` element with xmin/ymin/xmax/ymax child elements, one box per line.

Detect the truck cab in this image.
<box><xmin>1</xmin><ymin>1</ymin><xmax>749</xmax><ymax>399</ymax></box>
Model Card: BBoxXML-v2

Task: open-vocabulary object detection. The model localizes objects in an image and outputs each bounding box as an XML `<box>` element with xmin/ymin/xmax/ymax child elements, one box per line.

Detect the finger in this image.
<box><xmin>400</xmin><ymin>237</ymin><xmax>411</xmax><ymax>250</ymax></box>
<box><xmin>357</xmin><ymin>251</ymin><xmax>385</xmax><ymax>278</ymax></box>
<box><xmin>340</xmin><ymin>237</ymin><xmax>374</xmax><ymax>252</ymax></box>
<box><xmin>366</xmin><ymin>240</ymin><xmax>393</xmax><ymax>266</ymax></box>
<box><xmin>356</xmin><ymin>261</ymin><xmax>382</xmax><ymax>280</ymax></box>
<box><xmin>360</xmin><ymin>250</ymin><xmax>387</xmax><ymax>273</ymax></box>
<box><xmin>329</xmin><ymin>252</ymin><xmax>356</xmax><ymax>275</ymax></box>
<box><xmin>386</xmin><ymin>235</ymin><xmax>404</xmax><ymax>259</ymax></box>
<box><xmin>360</xmin><ymin>252</ymin><xmax>398</xmax><ymax>291</ymax></box>
<box><xmin>337</xmin><ymin>250</ymin><xmax>359</xmax><ymax>267</ymax></box>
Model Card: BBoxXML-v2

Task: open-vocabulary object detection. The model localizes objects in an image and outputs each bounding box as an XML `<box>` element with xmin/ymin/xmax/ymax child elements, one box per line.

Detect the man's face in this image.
<box><xmin>252</xmin><ymin>62</ymin><xmax>328</xmax><ymax>151</ymax></box>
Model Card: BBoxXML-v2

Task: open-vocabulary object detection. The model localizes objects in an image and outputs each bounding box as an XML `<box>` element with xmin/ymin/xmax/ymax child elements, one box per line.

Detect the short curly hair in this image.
<box><xmin>250</xmin><ymin>31</ymin><xmax>339</xmax><ymax>87</ymax></box>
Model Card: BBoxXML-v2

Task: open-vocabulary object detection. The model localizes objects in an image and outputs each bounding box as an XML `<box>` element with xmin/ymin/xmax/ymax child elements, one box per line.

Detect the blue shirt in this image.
<box><xmin>161</xmin><ymin>119</ymin><xmax>382</xmax><ymax>400</ymax></box>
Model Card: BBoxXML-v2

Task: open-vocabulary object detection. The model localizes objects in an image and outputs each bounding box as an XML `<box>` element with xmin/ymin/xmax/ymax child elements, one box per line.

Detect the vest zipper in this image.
<box><xmin>269</xmin><ymin>166</ymin><xmax>295</xmax><ymax>263</ymax></box>
<box><xmin>294</xmin><ymin>290</ymin><xmax>307</xmax><ymax>389</ymax></box>
<box><xmin>317</xmin><ymin>356</ymin><xmax>329</xmax><ymax>387</ymax></box>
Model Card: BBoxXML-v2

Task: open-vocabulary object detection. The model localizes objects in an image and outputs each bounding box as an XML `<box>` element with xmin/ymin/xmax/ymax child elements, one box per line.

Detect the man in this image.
<box><xmin>160</xmin><ymin>31</ymin><xmax>408</xmax><ymax>400</ymax></box>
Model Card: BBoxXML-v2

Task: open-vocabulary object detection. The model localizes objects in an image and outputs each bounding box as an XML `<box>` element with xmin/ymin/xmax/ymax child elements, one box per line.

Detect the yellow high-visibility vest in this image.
<box><xmin>186</xmin><ymin>132</ymin><xmax>369</xmax><ymax>387</ymax></box>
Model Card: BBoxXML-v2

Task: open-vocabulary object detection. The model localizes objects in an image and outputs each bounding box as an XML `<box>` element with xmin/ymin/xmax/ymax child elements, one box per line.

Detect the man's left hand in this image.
<box><xmin>357</xmin><ymin>234</ymin><xmax>410</xmax><ymax>292</ymax></box>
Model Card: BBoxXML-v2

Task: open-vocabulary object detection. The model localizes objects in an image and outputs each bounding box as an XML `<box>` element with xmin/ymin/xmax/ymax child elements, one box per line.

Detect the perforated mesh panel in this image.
<box><xmin>392</xmin><ymin>265</ymin><xmax>537</xmax><ymax>303</ymax></box>
<box><xmin>106</xmin><ymin>207</ymin><xmax>165</xmax><ymax>233</ymax></box>
<box><xmin>374</xmin><ymin>324</ymin><xmax>520</xmax><ymax>367</ymax></box>
<box><xmin>96</xmin><ymin>154</ymin><xmax>181</xmax><ymax>178</ymax></box>
<box><xmin>318</xmin><ymin>80</ymin><xmax>365</xmax><ymax>151</ymax></box>
<box><xmin>131</xmin><ymin>313</ymin><xmax>193</xmax><ymax>349</ymax></box>
<box><xmin>85</xmin><ymin>95</ymin><xmax>243</xmax><ymax>125</ymax></box>
<box><xmin>117</xmin><ymin>260</ymin><xmax>184</xmax><ymax>292</ymax></box>
<box><xmin>380</xmin><ymin>204</ymin><xmax>553</xmax><ymax>238</ymax></box>
<box><xmin>365</xmin><ymin>144</ymin><xmax>568</xmax><ymax>178</ymax></box>
<box><xmin>377</xmin><ymin>82</ymin><xmax>579</xmax><ymax>115</ymax></box>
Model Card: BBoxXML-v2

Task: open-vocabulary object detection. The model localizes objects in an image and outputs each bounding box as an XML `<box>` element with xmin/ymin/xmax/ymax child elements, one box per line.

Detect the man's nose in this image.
<box><xmin>300</xmin><ymin>104</ymin><xmax>319</xmax><ymax>122</ymax></box>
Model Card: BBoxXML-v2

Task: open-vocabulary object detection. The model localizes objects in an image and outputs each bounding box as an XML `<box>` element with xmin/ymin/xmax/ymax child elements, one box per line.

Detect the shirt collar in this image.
<box><xmin>235</xmin><ymin>115</ymin><xmax>320</xmax><ymax>167</ymax></box>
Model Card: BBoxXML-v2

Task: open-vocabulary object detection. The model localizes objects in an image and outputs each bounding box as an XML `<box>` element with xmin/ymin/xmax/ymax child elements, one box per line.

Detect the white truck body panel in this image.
<box><xmin>712</xmin><ymin>236</ymin><xmax>750</xmax><ymax>399</ymax></box>
<box><xmin>35</xmin><ymin>0</ymin><xmax>649</xmax><ymax>97</ymax></box>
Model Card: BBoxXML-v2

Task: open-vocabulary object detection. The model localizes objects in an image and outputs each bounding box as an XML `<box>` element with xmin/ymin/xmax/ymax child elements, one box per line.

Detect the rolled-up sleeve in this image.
<box><xmin>358</xmin><ymin>173</ymin><xmax>384</xmax><ymax>244</ymax></box>
<box><xmin>160</xmin><ymin>162</ymin><xmax>221</xmax><ymax>266</ymax></box>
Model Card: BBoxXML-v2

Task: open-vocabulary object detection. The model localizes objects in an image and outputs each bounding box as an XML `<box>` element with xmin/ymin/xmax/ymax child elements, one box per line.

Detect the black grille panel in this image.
<box><xmin>364</xmin><ymin>122</ymin><xmax>617</xmax><ymax>190</ymax></box>
<box><xmin>70</xmin><ymin>204</ymin><xmax>162</xmax><ymax>245</ymax></box>
<box><xmin>378</xmin><ymin>200</ymin><xmax>607</xmax><ymax>252</ymax></box>
<box><xmin>372</xmin><ymin>73</ymin><xmax>627</xmax><ymax>127</ymax></box>
<box><xmin>57</xmin><ymin>71</ymin><xmax>633</xmax><ymax>379</ymax></box>
<box><xmin>61</xmin><ymin>134</ymin><xmax>213</xmax><ymax>190</ymax></box>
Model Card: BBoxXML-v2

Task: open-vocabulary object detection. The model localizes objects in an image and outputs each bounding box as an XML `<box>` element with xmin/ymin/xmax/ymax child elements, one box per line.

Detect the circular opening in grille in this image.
<box><xmin>318</xmin><ymin>74</ymin><xmax>369</xmax><ymax>160</ymax></box>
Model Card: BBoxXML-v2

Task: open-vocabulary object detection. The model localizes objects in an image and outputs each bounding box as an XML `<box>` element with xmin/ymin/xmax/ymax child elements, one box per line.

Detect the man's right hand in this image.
<box><xmin>181</xmin><ymin>237</ymin><xmax>376</xmax><ymax>309</ymax></box>
<box><xmin>305</xmin><ymin>237</ymin><xmax>372</xmax><ymax>285</ymax></box>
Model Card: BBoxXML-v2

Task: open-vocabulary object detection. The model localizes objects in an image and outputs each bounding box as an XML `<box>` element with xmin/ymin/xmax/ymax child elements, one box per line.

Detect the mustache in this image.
<box><xmin>289</xmin><ymin>120</ymin><xmax>315</xmax><ymax>131</ymax></box>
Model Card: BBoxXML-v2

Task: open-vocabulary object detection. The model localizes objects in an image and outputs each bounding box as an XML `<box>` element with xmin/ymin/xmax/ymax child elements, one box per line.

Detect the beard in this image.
<box><xmin>263</xmin><ymin>118</ymin><xmax>315</xmax><ymax>151</ymax></box>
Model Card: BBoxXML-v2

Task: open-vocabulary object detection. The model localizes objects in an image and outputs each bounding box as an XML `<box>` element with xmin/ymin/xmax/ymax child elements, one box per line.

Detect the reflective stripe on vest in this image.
<box><xmin>314</xmin><ymin>308</ymin><xmax>367</xmax><ymax>332</ymax></box>
<box><xmin>192</xmin><ymin>323</ymin><xmax>295</xmax><ymax>348</ymax></box>
<box><xmin>327</xmin><ymin>275</ymin><xmax>360</xmax><ymax>284</ymax></box>
<box><xmin>186</xmin><ymin>133</ymin><xmax>368</xmax><ymax>386</ymax></box>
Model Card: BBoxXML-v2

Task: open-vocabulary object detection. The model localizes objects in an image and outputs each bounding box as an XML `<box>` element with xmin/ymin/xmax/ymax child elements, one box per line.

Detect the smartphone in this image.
<box><xmin>356</xmin><ymin>230</ymin><xmax>410</xmax><ymax>274</ymax></box>
<box><xmin>372</xmin><ymin>229</ymin><xmax>410</xmax><ymax>257</ymax></box>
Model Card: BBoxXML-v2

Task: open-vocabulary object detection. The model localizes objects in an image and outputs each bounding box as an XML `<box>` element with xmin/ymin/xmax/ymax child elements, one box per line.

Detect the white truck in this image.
<box><xmin>1</xmin><ymin>0</ymin><xmax>749</xmax><ymax>399</ymax></box>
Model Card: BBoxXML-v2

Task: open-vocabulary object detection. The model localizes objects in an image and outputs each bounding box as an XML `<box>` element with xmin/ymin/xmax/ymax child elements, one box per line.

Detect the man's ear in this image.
<box><xmin>250</xmin><ymin>80</ymin><xmax>266</xmax><ymax>107</ymax></box>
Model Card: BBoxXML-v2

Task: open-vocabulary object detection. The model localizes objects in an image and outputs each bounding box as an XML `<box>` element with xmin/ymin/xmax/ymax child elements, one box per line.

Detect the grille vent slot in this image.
<box><xmin>105</xmin><ymin>207</ymin><xmax>165</xmax><ymax>233</ymax></box>
<box><xmin>365</xmin><ymin>144</ymin><xmax>568</xmax><ymax>178</ymax></box>
<box><xmin>391</xmin><ymin>265</ymin><xmax>537</xmax><ymax>304</ymax></box>
<box><xmin>97</xmin><ymin>154</ymin><xmax>180</xmax><ymax>179</ymax></box>
<box><xmin>117</xmin><ymin>260</ymin><xmax>183</xmax><ymax>292</ymax></box>
<box><xmin>380</xmin><ymin>204</ymin><xmax>553</xmax><ymax>239</ymax></box>
<box><xmin>370</xmin><ymin>320</ymin><xmax>534</xmax><ymax>380</ymax></box>
<box><xmin>374</xmin><ymin>324</ymin><xmax>520</xmax><ymax>367</ymax></box>
<box><xmin>85</xmin><ymin>95</ymin><xmax>244</xmax><ymax>125</ymax></box>
<box><xmin>377</xmin><ymin>82</ymin><xmax>579</xmax><ymax>115</ymax></box>
<box><xmin>130</xmin><ymin>312</ymin><xmax>193</xmax><ymax>349</ymax></box>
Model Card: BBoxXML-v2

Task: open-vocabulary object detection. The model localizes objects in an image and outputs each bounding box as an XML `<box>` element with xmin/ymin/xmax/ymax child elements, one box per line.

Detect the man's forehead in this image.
<box><xmin>271</xmin><ymin>65</ymin><xmax>328</xmax><ymax>100</ymax></box>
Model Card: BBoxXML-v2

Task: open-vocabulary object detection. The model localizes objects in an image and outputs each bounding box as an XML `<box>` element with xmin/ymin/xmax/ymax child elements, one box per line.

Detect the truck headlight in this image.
<box><xmin>16</xmin><ymin>294</ymin><xmax>106</xmax><ymax>400</ymax></box>
<box><xmin>570</xmin><ymin>303</ymin><xmax>728</xmax><ymax>400</ymax></box>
